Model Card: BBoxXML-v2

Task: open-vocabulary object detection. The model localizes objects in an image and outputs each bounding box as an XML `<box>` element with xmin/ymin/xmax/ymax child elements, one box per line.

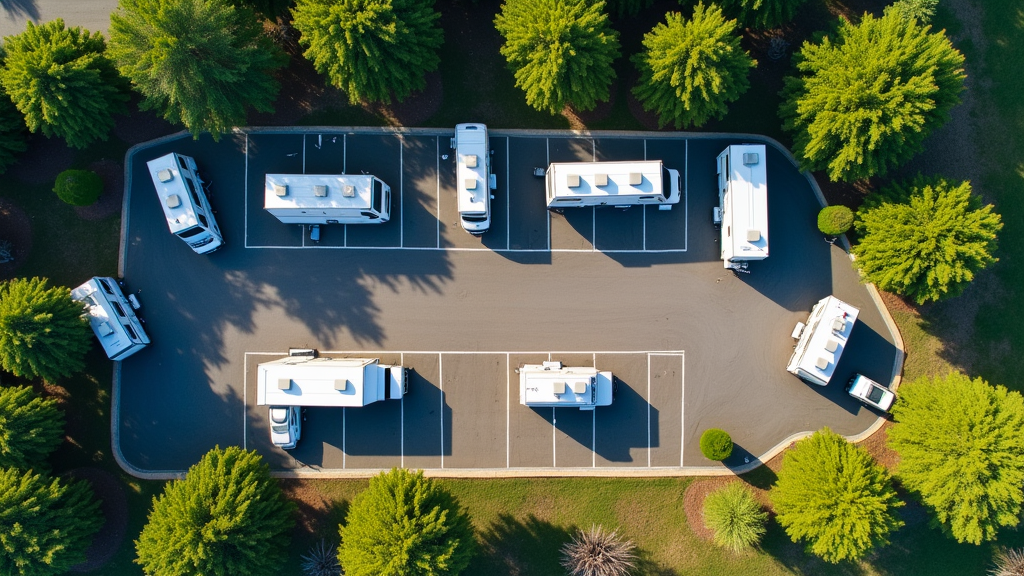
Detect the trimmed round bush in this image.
<box><xmin>703</xmin><ymin>482</ymin><xmax>768</xmax><ymax>551</ymax></box>
<box><xmin>700</xmin><ymin>428</ymin><xmax>733</xmax><ymax>461</ymax></box>
<box><xmin>53</xmin><ymin>169</ymin><xmax>102</xmax><ymax>206</ymax></box>
<box><xmin>818</xmin><ymin>205</ymin><xmax>854</xmax><ymax>236</ymax></box>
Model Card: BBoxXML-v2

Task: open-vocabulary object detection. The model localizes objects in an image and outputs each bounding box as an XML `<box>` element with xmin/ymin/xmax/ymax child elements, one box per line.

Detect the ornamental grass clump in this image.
<box><xmin>703</xmin><ymin>482</ymin><xmax>768</xmax><ymax>551</ymax></box>
<box><xmin>560</xmin><ymin>524</ymin><xmax>637</xmax><ymax>576</ymax></box>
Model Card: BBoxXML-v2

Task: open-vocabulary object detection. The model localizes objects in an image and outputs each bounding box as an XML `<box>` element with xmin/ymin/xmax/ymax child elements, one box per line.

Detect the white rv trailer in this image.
<box><xmin>716</xmin><ymin>145</ymin><xmax>768</xmax><ymax>270</ymax></box>
<box><xmin>453</xmin><ymin>123</ymin><xmax>495</xmax><ymax>235</ymax></box>
<box><xmin>787</xmin><ymin>296</ymin><xmax>859</xmax><ymax>386</ymax></box>
<box><xmin>264</xmin><ymin>174</ymin><xmax>391</xmax><ymax>225</ymax></box>
<box><xmin>71</xmin><ymin>277</ymin><xmax>150</xmax><ymax>361</ymax></box>
<box><xmin>545</xmin><ymin>160</ymin><xmax>681</xmax><ymax>210</ymax></box>
<box><xmin>147</xmin><ymin>153</ymin><xmax>224</xmax><ymax>254</ymax></box>
<box><xmin>519</xmin><ymin>361</ymin><xmax>614</xmax><ymax>411</ymax></box>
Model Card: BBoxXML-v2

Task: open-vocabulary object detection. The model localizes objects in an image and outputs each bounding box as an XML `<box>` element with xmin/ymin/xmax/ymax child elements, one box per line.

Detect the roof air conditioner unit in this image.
<box><xmin>824</xmin><ymin>338</ymin><xmax>840</xmax><ymax>353</ymax></box>
<box><xmin>595</xmin><ymin>173</ymin><xmax>608</xmax><ymax>187</ymax></box>
<box><xmin>343</xmin><ymin>185</ymin><xmax>356</xmax><ymax>198</ymax></box>
<box><xmin>629</xmin><ymin>172</ymin><xmax>643</xmax><ymax>186</ymax></box>
<box><xmin>567</xmin><ymin>174</ymin><xmax>580</xmax><ymax>188</ymax></box>
<box><xmin>157</xmin><ymin>169</ymin><xmax>173</xmax><ymax>182</ymax></box>
<box><xmin>831</xmin><ymin>317</ymin><xmax>846</xmax><ymax>332</ymax></box>
<box><xmin>335</xmin><ymin>380</ymin><xmax>349</xmax><ymax>391</ymax></box>
<box><xmin>571</xmin><ymin>381</ymin><xmax>587</xmax><ymax>394</ymax></box>
<box><xmin>465</xmin><ymin>178</ymin><xmax>477</xmax><ymax>190</ymax></box>
<box><xmin>273</xmin><ymin>183</ymin><xmax>287</xmax><ymax>197</ymax></box>
<box><xmin>466</xmin><ymin>154</ymin><xmax>478</xmax><ymax>168</ymax></box>
<box><xmin>313</xmin><ymin>185</ymin><xmax>328</xmax><ymax>197</ymax></box>
<box><xmin>278</xmin><ymin>379</ymin><xmax>292</xmax><ymax>390</ymax></box>
<box><xmin>743</xmin><ymin>152</ymin><xmax>759</xmax><ymax>165</ymax></box>
<box><xmin>165</xmin><ymin>194</ymin><xmax>181</xmax><ymax>209</ymax></box>
<box><xmin>815</xmin><ymin>356</ymin><xmax>830</xmax><ymax>370</ymax></box>
<box><xmin>747</xmin><ymin>229</ymin><xmax>761</xmax><ymax>242</ymax></box>
<box><xmin>552</xmin><ymin>381</ymin><xmax>567</xmax><ymax>395</ymax></box>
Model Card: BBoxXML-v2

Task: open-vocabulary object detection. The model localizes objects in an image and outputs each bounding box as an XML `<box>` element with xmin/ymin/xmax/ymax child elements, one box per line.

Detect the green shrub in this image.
<box><xmin>53</xmin><ymin>169</ymin><xmax>102</xmax><ymax>206</ymax></box>
<box><xmin>703</xmin><ymin>483</ymin><xmax>768</xmax><ymax>551</ymax></box>
<box><xmin>817</xmin><ymin>205</ymin><xmax>854</xmax><ymax>236</ymax></box>
<box><xmin>700</xmin><ymin>428</ymin><xmax>733</xmax><ymax>461</ymax></box>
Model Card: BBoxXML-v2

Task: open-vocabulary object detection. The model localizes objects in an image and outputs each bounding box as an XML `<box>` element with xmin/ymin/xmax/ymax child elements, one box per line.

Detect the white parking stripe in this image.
<box><xmin>684</xmin><ymin>140</ymin><xmax>689</xmax><ymax>251</ymax></box>
<box><xmin>400</xmin><ymin>136</ymin><xmax>404</xmax><ymax>248</ymax></box>
<box><xmin>302</xmin><ymin>135</ymin><xmax>306</xmax><ymax>174</ymax></box>
<box><xmin>436</xmin><ymin>137</ymin><xmax>441</xmax><ymax>249</ymax></box>
<box><xmin>400</xmin><ymin>352</ymin><xmax>404</xmax><ymax>468</ymax></box>
<box><xmin>244</xmin><ymin>134</ymin><xmax>249</xmax><ymax>248</ymax></box>
<box><xmin>505</xmin><ymin>137</ymin><xmax>510</xmax><ymax>251</ymax></box>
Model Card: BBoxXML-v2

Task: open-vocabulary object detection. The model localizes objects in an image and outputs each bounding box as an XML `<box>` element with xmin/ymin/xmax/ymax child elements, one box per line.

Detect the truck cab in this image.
<box><xmin>268</xmin><ymin>406</ymin><xmax>301</xmax><ymax>450</ymax></box>
<box><xmin>454</xmin><ymin>123</ymin><xmax>493</xmax><ymax>235</ymax></box>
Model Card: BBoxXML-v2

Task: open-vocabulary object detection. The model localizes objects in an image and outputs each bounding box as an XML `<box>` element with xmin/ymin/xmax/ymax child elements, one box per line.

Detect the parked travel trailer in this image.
<box><xmin>147</xmin><ymin>153</ymin><xmax>224</xmax><ymax>254</ymax></box>
<box><xmin>716</xmin><ymin>144</ymin><xmax>767</xmax><ymax>270</ymax></box>
<box><xmin>264</xmin><ymin>173</ymin><xmax>391</xmax><ymax>225</ymax></box>
<box><xmin>545</xmin><ymin>160</ymin><xmax>681</xmax><ymax>210</ymax></box>
<box><xmin>71</xmin><ymin>277</ymin><xmax>150</xmax><ymax>361</ymax></box>
<box><xmin>518</xmin><ymin>361</ymin><xmax>614</xmax><ymax>410</ymax></box>
<box><xmin>256</xmin><ymin>354</ymin><xmax>407</xmax><ymax>449</ymax></box>
<box><xmin>787</xmin><ymin>296</ymin><xmax>859</xmax><ymax>386</ymax></box>
<box><xmin>453</xmin><ymin>123</ymin><xmax>496</xmax><ymax>235</ymax></box>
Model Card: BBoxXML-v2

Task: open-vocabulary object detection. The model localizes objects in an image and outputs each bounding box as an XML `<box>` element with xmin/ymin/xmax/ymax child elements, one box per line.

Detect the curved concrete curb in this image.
<box><xmin>112</xmin><ymin>127</ymin><xmax>906</xmax><ymax>479</ymax></box>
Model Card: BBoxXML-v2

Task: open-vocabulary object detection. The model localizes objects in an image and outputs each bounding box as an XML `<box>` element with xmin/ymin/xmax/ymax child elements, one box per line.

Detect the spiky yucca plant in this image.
<box><xmin>560</xmin><ymin>525</ymin><xmax>637</xmax><ymax>576</ymax></box>
<box><xmin>300</xmin><ymin>539</ymin><xmax>341</xmax><ymax>576</ymax></box>
<box><xmin>992</xmin><ymin>548</ymin><xmax>1024</xmax><ymax>576</ymax></box>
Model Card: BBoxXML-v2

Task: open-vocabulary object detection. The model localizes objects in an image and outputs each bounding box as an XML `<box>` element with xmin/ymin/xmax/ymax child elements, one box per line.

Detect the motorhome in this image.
<box><xmin>787</xmin><ymin>296</ymin><xmax>859</xmax><ymax>386</ymax></box>
<box><xmin>453</xmin><ymin>123</ymin><xmax>495</xmax><ymax>235</ymax></box>
<box><xmin>518</xmin><ymin>361</ymin><xmax>614</xmax><ymax>410</ymax></box>
<box><xmin>256</xmin><ymin>354</ymin><xmax>407</xmax><ymax>449</ymax></box>
<box><xmin>71</xmin><ymin>277</ymin><xmax>149</xmax><ymax>361</ymax></box>
<box><xmin>264</xmin><ymin>174</ymin><xmax>391</xmax><ymax>225</ymax></box>
<box><xmin>716</xmin><ymin>144</ymin><xmax>768</xmax><ymax>270</ymax></box>
<box><xmin>147</xmin><ymin>153</ymin><xmax>224</xmax><ymax>254</ymax></box>
<box><xmin>545</xmin><ymin>160</ymin><xmax>681</xmax><ymax>210</ymax></box>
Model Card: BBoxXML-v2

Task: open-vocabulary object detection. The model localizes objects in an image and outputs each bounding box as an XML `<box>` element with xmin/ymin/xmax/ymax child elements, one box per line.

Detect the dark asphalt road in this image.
<box><xmin>116</xmin><ymin>129</ymin><xmax>898</xmax><ymax>474</ymax></box>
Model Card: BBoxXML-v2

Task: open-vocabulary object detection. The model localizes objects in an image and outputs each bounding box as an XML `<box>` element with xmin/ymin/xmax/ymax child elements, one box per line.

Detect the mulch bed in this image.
<box><xmin>75</xmin><ymin>160</ymin><xmax>125</xmax><ymax>221</ymax></box>
<box><xmin>66</xmin><ymin>468</ymin><xmax>129</xmax><ymax>573</ymax></box>
<box><xmin>362</xmin><ymin>70</ymin><xmax>444</xmax><ymax>127</ymax></box>
<box><xmin>7</xmin><ymin>132</ymin><xmax>75</xmax><ymax>185</ymax></box>
<box><xmin>0</xmin><ymin>197</ymin><xmax>32</xmax><ymax>279</ymax></box>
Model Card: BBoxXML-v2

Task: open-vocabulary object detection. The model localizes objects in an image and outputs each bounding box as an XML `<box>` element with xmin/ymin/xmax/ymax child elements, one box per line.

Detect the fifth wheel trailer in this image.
<box><xmin>545</xmin><ymin>160</ymin><xmax>681</xmax><ymax>210</ymax></box>
<box><xmin>518</xmin><ymin>361</ymin><xmax>614</xmax><ymax>410</ymax></box>
<box><xmin>716</xmin><ymin>144</ymin><xmax>767</xmax><ymax>270</ymax></box>
<box><xmin>787</xmin><ymin>296</ymin><xmax>859</xmax><ymax>386</ymax></box>
<box><xmin>256</xmin><ymin>355</ymin><xmax>407</xmax><ymax>449</ymax></box>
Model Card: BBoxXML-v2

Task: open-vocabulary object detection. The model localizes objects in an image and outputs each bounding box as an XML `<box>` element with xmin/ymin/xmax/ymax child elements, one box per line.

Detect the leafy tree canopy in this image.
<box><xmin>853</xmin><ymin>175</ymin><xmax>1001</xmax><ymax>304</ymax></box>
<box><xmin>0</xmin><ymin>19</ymin><xmax>126</xmax><ymax>149</ymax></box>
<box><xmin>888</xmin><ymin>372</ymin><xmax>1024</xmax><ymax>544</ymax></box>
<box><xmin>135</xmin><ymin>446</ymin><xmax>296</xmax><ymax>576</ymax></box>
<box><xmin>771</xmin><ymin>428</ymin><xmax>904</xmax><ymax>563</ymax></box>
<box><xmin>0</xmin><ymin>88</ymin><xmax>28</xmax><ymax>173</ymax></box>
<box><xmin>292</xmin><ymin>0</ymin><xmax>443</xmax><ymax>105</ymax></box>
<box><xmin>719</xmin><ymin>0</ymin><xmax>809</xmax><ymax>29</ymax></box>
<box><xmin>0</xmin><ymin>385</ymin><xmax>65</xmax><ymax>470</ymax></box>
<box><xmin>495</xmin><ymin>0</ymin><xmax>621</xmax><ymax>114</ymax></box>
<box><xmin>605</xmin><ymin>0</ymin><xmax>653</xmax><ymax>19</ymax></box>
<box><xmin>108</xmin><ymin>0</ymin><xmax>286</xmax><ymax>140</ymax></box>
<box><xmin>339</xmin><ymin>468</ymin><xmax>475</xmax><ymax>576</ymax></box>
<box><xmin>780</xmin><ymin>12</ymin><xmax>966</xmax><ymax>181</ymax></box>
<box><xmin>632</xmin><ymin>4</ymin><xmax>755</xmax><ymax>129</ymax></box>
<box><xmin>0</xmin><ymin>277</ymin><xmax>91</xmax><ymax>382</ymax></box>
<box><xmin>0</xmin><ymin>467</ymin><xmax>103</xmax><ymax>576</ymax></box>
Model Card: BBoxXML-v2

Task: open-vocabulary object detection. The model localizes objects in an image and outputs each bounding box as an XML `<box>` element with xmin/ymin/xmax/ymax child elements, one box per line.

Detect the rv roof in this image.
<box><xmin>791</xmin><ymin>296</ymin><xmax>859</xmax><ymax>383</ymax></box>
<box><xmin>456</xmin><ymin>124</ymin><xmax>488</xmax><ymax>214</ymax></box>
<box><xmin>264</xmin><ymin>174</ymin><xmax>378</xmax><ymax>211</ymax></box>
<box><xmin>71</xmin><ymin>277</ymin><xmax>148</xmax><ymax>358</ymax></box>
<box><xmin>146</xmin><ymin>153</ymin><xmax>201</xmax><ymax>234</ymax></box>
<box><xmin>721</xmin><ymin>144</ymin><xmax>768</xmax><ymax>259</ymax></box>
<box><xmin>519</xmin><ymin>364</ymin><xmax>610</xmax><ymax>407</ymax></box>
<box><xmin>548</xmin><ymin>160</ymin><xmax>664</xmax><ymax>199</ymax></box>
<box><xmin>257</xmin><ymin>356</ymin><xmax>380</xmax><ymax>407</ymax></box>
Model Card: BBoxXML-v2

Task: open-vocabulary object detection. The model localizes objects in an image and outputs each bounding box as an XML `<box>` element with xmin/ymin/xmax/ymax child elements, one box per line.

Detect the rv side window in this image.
<box><xmin>99</xmin><ymin>279</ymin><xmax>115</xmax><ymax>295</ymax></box>
<box><xmin>125</xmin><ymin>324</ymin><xmax>138</xmax><ymax>340</ymax></box>
<box><xmin>198</xmin><ymin>213</ymin><xmax>209</xmax><ymax>228</ymax></box>
<box><xmin>361</xmin><ymin>211</ymin><xmax>379</xmax><ymax>219</ymax></box>
<box><xmin>179</xmin><ymin>227</ymin><xmax>203</xmax><ymax>238</ymax></box>
<box><xmin>184</xmin><ymin>178</ymin><xmax>202</xmax><ymax>206</ymax></box>
<box><xmin>371</xmin><ymin>185</ymin><xmax>383</xmax><ymax>214</ymax></box>
<box><xmin>111</xmin><ymin>301</ymin><xmax>126</xmax><ymax>317</ymax></box>
<box><xmin>177</xmin><ymin>156</ymin><xmax>189</xmax><ymax>171</ymax></box>
<box><xmin>724</xmin><ymin>155</ymin><xmax>730</xmax><ymax>181</ymax></box>
<box><xmin>662</xmin><ymin>167</ymin><xmax>671</xmax><ymax>199</ymax></box>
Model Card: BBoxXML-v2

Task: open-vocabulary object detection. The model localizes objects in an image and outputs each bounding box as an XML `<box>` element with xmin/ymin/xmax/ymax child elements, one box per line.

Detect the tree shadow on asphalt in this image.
<box><xmin>0</xmin><ymin>0</ymin><xmax>38</xmax><ymax>20</ymax></box>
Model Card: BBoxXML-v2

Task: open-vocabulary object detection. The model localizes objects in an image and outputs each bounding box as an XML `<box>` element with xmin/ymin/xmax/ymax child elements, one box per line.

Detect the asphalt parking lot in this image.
<box><xmin>116</xmin><ymin>128</ymin><xmax>899</xmax><ymax>476</ymax></box>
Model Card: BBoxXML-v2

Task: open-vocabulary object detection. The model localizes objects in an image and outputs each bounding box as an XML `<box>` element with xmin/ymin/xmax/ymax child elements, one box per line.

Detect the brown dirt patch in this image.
<box><xmin>857</xmin><ymin>420</ymin><xmax>899</xmax><ymax>470</ymax></box>
<box><xmin>362</xmin><ymin>70</ymin><xmax>444</xmax><ymax>127</ymax></box>
<box><xmin>66</xmin><ymin>468</ymin><xmax>128</xmax><ymax>573</ymax></box>
<box><xmin>563</xmin><ymin>78</ymin><xmax>617</xmax><ymax>130</ymax></box>
<box><xmin>74</xmin><ymin>160</ymin><xmax>124</xmax><ymax>221</ymax></box>
<box><xmin>0</xmin><ymin>197</ymin><xmax>32</xmax><ymax>279</ymax></box>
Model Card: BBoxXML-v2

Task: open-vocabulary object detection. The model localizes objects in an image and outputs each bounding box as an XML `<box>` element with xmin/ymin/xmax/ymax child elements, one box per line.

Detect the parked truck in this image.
<box><xmin>518</xmin><ymin>361</ymin><xmax>614</xmax><ymax>410</ymax></box>
<box><xmin>545</xmin><ymin>160</ymin><xmax>681</xmax><ymax>211</ymax></box>
<box><xmin>716</xmin><ymin>144</ymin><xmax>767</xmax><ymax>271</ymax></box>
<box><xmin>71</xmin><ymin>277</ymin><xmax>150</xmax><ymax>361</ymax></box>
<box><xmin>256</xmin><ymin>353</ymin><xmax>407</xmax><ymax>449</ymax></box>
<box><xmin>787</xmin><ymin>296</ymin><xmax>859</xmax><ymax>386</ymax></box>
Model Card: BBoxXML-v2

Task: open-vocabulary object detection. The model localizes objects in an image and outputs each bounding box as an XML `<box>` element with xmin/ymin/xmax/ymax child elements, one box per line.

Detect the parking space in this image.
<box><xmin>241</xmin><ymin>130</ymin><xmax>688</xmax><ymax>253</ymax></box>
<box><xmin>244</xmin><ymin>351</ymin><xmax>683</xmax><ymax>471</ymax></box>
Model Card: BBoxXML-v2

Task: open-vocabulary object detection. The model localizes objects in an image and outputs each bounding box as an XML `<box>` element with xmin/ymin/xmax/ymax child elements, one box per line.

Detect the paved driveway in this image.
<box><xmin>115</xmin><ymin>128</ymin><xmax>900</xmax><ymax>477</ymax></box>
<box><xmin>0</xmin><ymin>0</ymin><xmax>118</xmax><ymax>38</ymax></box>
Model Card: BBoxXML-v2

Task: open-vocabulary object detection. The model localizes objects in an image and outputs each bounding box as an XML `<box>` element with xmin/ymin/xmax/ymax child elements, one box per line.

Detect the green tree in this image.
<box><xmin>703</xmin><ymin>483</ymin><xmax>767</xmax><ymax>551</ymax></box>
<box><xmin>292</xmin><ymin>0</ymin><xmax>443</xmax><ymax>106</ymax></box>
<box><xmin>888</xmin><ymin>373</ymin><xmax>1024</xmax><ymax>544</ymax></box>
<box><xmin>339</xmin><ymin>468</ymin><xmax>475</xmax><ymax>576</ymax></box>
<box><xmin>108</xmin><ymin>0</ymin><xmax>286</xmax><ymax>140</ymax></box>
<box><xmin>228</xmin><ymin>0</ymin><xmax>294</xmax><ymax>18</ymax></box>
<box><xmin>0</xmin><ymin>385</ymin><xmax>65</xmax><ymax>470</ymax></box>
<box><xmin>0</xmin><ymin>467</ymin><xmax>103</xmax><ymax>576</ymax></box>
<box><xmin>780</xmin><ymin>12</ymin><xmax>966</xmax><ymax>182</ymax></box>
<box><xmin>699</xmin><ymin>428</ymin><xmax>733</xmax><ymax>461</ymax></box>
<box><xmin>135</xmin><ymin>446</ymin><xmax>295</xmax><ymax>576</ymax></box>
<box><xmin>817</xmin><ymin>205</ymin><xmax>854</xmax><ymax>236</ymax></box>
<box><xmin>0</xmin><ymin>89</ymin><xmax>28</xmax><ymax>173</ymax></box>
<box><xmin>884</xmin><ymin>0</ymin><xmax>938</xmax><ymax>23</ymax></box>
<box><xmin>0</xmin><ymin>19</ymin><xmax>126</xmax><ymax>149</ymax></box>
<box><xmin>719</xmin><ymin>0</ymin><xmax>808</xmax><ymax>29</ymax></box>
<box><xmin>771</xmin><ymin>428</ymin><xmax>904</xmax><ymax>563</ymax></box>
<box><xmin>495</xmin><ymin>0</ymin><xmax>621</xmax><ymax>114</ymax></box>
<box><xmin>0</xmin><ymin>277</ymin><xmax>91</xmax><ymax>382</ymax></box>
<box><xmin>606</xmin><ymin>0</ymin><xmax>653</xmax><ymax>18</ymax></box>
<box><xmin>53</xmin><ymin>169</ymin><xmax>103</xmax><ymax>206</ymax></box>
<box><xmin>632</xmin><ymin>5</ymin><xmax>755</xmax><ymax>129</ymax></box>
<box><xmin>852</xmin><ymin>176</ymin><xmax>1001</xmax><ymax>304</ymax></box>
